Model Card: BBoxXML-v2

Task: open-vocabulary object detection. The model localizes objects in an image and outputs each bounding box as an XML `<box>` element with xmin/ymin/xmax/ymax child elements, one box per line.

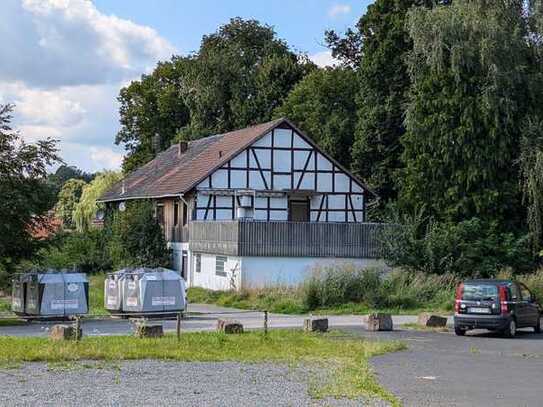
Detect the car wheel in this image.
<box><xmin>455</xmin><ymin>327</ymin><xmax>466</xmax><ymax>336</ymax></box>
<box><xmin>503</xmin><ymin>318</ymin><xmax>516</xmax><ymax>338</ymax></box>
<box><xmin>535</xmin><ymin>315</ymin><xmax>541</xmax><ymax>334</ymax></box>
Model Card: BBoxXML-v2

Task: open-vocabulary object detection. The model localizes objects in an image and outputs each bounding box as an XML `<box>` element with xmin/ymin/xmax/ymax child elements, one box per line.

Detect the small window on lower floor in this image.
<box><xmin>195</xmin><ymin>254</ymin><xmax>201</xmax><ymax>273</ymax></box>
<box><xmin>216</xmin><ymin>255</ymin><xmax>227</xmax><ymax>277</ymax></box>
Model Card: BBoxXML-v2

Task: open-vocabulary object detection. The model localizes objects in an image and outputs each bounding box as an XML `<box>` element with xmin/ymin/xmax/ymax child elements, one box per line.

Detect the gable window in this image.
<box><xmin>182</xmin><ymin>202</ymin><xmax>188</xmax><ymax>226</ymax></box>
<box><xmin>155</xmin><ymin>203</ymin><xmax>165</xmax><ymax>226</ymax></box>
<box><xmin>174</xmin><ymin>201</ymin><xmax>179</xmax><ymax>226</ymax></box>
<box><xmin>195</xmin><ymin>254</ymin><xmax>201</xmax><ymax>273</ymax></box>
<box><xmin>216</xmin><ymin>256</ymin><xmax>227</xmax><ymax>277</ymax></box>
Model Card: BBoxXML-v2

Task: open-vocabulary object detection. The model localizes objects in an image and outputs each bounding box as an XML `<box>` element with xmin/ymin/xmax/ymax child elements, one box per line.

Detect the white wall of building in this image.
<box><xmin>185</xmin><ymin>251</ymin><xmax>385</xmax><ymax>290</ymax></box>
<box><xmin>240</xmin><ymin>256</ymin><xmax>385</xmax><ymax>288</ymax></box>
<box><xmin>190</xmin><ymin>252</ymin><xmax>241</xmax><ymax>291</ymax></box>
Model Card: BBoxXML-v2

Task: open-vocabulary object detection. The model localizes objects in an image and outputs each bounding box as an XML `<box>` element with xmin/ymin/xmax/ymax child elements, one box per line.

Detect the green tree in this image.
<box><xmin>326</xmin><ymin>1</ymin><xmax>441</xmax><ymax>208</ymax></box>
<box><xmin>54</xmin><ymin>178</ymin><xmax>87</xmax><ymax>229</ymax></box>
<box><xmin>0</xmin><ymin>104</ymin><xmax>61</xmax><ymax>281</ymax></box>
<box><xmin>116</xmin><ymin>18</ymin><xmax>314</xmax><ymax>172</ymax></box>
<box><xmin>47</xmin><ymin>164</ymin><xmax>93</xmax><ymax>197</ymax></box>
<box><xmin>116</xmin><ymin>58</ymin><xmax>192</xmax><ymax>173</ymax></box>
<box><xmin>106</xmin><ymin>201</ymin><xmax>170</xmax><ymax>268</ymax></box>
<box><xmin>274</xmin><ymin>68</ymin><xmax>357</xmax><ymax>167</ymax></box>
<box><xmin>401</xmin><ymin>1</ymin><xmax>531</xmax><ymax>228</ymax></box>
<box><xmin>73</xmin><ymin>171</ymin><xmax>122</xmax><ymax>232</ymax></box>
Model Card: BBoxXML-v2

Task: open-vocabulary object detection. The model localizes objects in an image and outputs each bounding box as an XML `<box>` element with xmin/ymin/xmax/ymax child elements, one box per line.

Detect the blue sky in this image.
<box><xmin>0</xmin><ymin>0</ymin><xmax>371</xmax><ymax>172</ymax></box>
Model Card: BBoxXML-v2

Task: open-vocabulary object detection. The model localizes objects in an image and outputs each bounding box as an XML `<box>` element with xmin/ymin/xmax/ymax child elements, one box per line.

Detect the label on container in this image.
<box><xmin>108</xmin><ymin>281</ymin><xmax>116</xmax><ymax>289</ymax></box>
<box><xmin>127</xmin><ymin>282</ymin><xmax>137</xmax><ymax>290</ymax></box>
<box><xmin>126</xmin><ymin>297</ymin><xmax>138</xmax><ymax>307</ymax></box>
<box><xmin>152</xmin><ymin>296</ymin><xmax>176</xmax><ymax>306</ymax></box>
<box><xmin>107</xmin><ymin>297</ymin><xmax>118</xmax><ymax>306</ymax></box>
<box><xmin>51</xmin><ymin>299</ymin><xmax>79</xmax><ymax>310</ymax></box>
<box><xmin>67</xmin><ymin>283</ymin><xmax>79</xmax><ymax>293</ymax></box>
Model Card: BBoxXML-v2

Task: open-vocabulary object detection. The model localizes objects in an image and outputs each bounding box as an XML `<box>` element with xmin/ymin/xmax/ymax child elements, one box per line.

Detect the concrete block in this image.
<box><xmin>304</xmin><ymin>318</ymin><xmax>328</xmax><ymax>333</ymax></box>
<box><xmin>49</xmin><ymin>324</ymin><xmax>82</xmax><ymax>341</ymax></box>
<box><xmin>134</xmin><ymin>323</ymin><xmax>164</xmax><ymax>338</ymax></box>
<box><xmin>418</xmin><ymin>313</ymin><xmax>447</xmax><ymax>327</ymax></box>
<box><xmin>365</xmin><ymin>313</ymin><xmax>393</xmax><ymax>331</ymax></box>
<box><xmin>217</xmin><ymin>319</ymin><xmax>244</xmax><ymax>334</ymax></box>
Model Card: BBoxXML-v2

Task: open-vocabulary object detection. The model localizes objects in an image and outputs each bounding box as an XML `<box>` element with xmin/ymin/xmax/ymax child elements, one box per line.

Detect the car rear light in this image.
<box><xmin>455</xmin><ymin>282</ymin><xmax>464</xmax><ymax>313</ymax></box>
<box><xmin>499</xmin><ymin>285</ymin><xmax>508</xmax><ymax>315</ymax></box>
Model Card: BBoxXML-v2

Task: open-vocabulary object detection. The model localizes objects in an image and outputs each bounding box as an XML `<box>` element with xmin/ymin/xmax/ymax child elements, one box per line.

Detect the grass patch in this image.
<box><xmin>401</xmin><ymin>323</ymin><xmax>449</xmax><ymax>333</ymax></box>
<box><xmin>0</xmin><ymin>329</ymin><xmax>405</xmax><ymax>404</ymax></box>
<box><xmin>0</xmin><ymin>296</ymin><xmax>11</xmax><ymax>313</ymax></box>
<box><xmin>89</xmin><ymin>273</ymin><xmax>106</xmax><ymax>315</ymax></box>
<box><xmin>188</xmin><ymin>286</ymin><xmax>306</xmax><ymax>314</ymax></box>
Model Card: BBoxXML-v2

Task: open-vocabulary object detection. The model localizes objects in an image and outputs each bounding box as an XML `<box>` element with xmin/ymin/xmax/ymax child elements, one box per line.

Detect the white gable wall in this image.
<box><xmin>194</xmin><ymin>126</ymin><xmax>365</xmax><ymax>222</ymax></box>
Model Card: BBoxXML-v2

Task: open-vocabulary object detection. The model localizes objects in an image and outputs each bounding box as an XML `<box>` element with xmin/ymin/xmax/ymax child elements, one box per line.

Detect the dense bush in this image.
<box><xmin>105</xmin><ymin>200</ymin><xmax>171</xmax><ymax>269</ymax></box>
<box><xmin>381</xmin><ymin>214</ymin><xmax>534</xmax><ymax>277</ymax></box>
<box><xmin>32</xmin><ymin>200</ymin><xmax>170</xmax><ymax>274</ymax></box>
<box><xmin>34</xmin><ymin>229</ymin><xmax>112</xmax><ymax>274</ymax></box>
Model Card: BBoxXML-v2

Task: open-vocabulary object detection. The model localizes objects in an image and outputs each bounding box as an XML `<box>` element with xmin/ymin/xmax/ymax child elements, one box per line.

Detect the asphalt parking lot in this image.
<box><xmin>344</xmin><ymin>327</ymin><xmax>543</xmax><ymax>407</ymax></box>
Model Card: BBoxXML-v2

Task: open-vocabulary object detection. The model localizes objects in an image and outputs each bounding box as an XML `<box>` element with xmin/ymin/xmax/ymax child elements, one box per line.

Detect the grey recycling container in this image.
<box><xmin>24</xmin><ymin>272</ymin><xmax>89</xmax><ymax>317</ymax></box>
<box><xmin>104</xmin><ymin>269</ymin><xmax>130</xmax><ymax>312</ymax></box>
<box><xmin>11</xmin><ymin>273</ymin><xmax>31</xmax><ymax>315</ymax></box>
<box><xmin>122</xmin><ymin>268</ymin><xmax>186</xmax><ymax>314</ymax></box>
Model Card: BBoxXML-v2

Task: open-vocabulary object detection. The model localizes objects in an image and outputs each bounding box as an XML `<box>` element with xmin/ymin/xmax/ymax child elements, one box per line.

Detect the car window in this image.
<box><xmin>509</xmin><ymin>283</ymin><xmax>521</xmax><ymax>301</ymax></box>
<box><xmin>462</xmin><ymin>284</ymin><xmax>498</xmax><ymax>301</ymax></box>
<box><xmin>520</xmin><ymin>284</ymin><xmax>532</xmax><ymax>302</ymax></box>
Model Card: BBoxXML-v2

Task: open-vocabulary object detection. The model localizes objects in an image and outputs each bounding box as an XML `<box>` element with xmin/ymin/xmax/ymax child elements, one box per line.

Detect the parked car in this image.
<box><xmin>454</xmin><ymin>279</ymin><xmax>541</xmax><ymax>338</ymax></box>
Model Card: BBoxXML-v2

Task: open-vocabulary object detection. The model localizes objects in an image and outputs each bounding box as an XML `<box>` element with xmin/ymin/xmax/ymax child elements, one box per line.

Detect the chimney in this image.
<box><xmin>178</xmin><ymin>141</ymin><xmax>188</xmax><ymax>157</ymax></box>
<box><xmin>152</xmin><ymin>132</ymin><xmax>161</xmax><ymax>154</ymax></box>
<box><xmin>121</xmin><ymin>180</ymin><xmax>126</xmax><ymax>195</ymax></box>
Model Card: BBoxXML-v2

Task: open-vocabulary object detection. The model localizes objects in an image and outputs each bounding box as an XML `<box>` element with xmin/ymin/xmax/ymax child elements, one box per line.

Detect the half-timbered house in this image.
<box><xmin>100</xmin><ymin>118</ymin><xmax>387</xmax><ymax>290</ymax></box>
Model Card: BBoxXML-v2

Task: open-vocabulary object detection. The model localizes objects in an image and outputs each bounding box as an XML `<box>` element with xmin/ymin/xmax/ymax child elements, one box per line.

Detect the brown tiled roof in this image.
<box><xmin>100</xmin><ymin>118</ymin><xmax>286</xmax><ymax>202</ymax></box>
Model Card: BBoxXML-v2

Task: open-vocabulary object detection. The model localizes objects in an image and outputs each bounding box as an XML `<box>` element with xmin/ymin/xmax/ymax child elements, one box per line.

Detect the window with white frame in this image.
<box><xmin>216</xmin><ymin>256</ymin><xmax>227</xmax><ymax>277</ymax></box>
<box><xmin>195</xmin><ymin>254</ymin><xmax>201</xmax><ymax>273</ymax></box>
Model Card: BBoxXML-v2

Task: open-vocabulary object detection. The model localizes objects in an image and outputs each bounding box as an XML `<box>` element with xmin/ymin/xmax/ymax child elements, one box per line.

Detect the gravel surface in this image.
<box><xmin>0</xmin><ymin>360</ymin><xmax>389</xmax><ymax>407</ymax></box>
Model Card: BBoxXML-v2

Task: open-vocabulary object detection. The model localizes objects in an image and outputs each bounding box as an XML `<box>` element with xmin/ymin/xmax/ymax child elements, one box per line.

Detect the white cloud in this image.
<box><xmin>309</xmin><ymin>51</ymin><xmax>340</xmax><ymax>68</ymax></box>
<box><xmin>328</xmin><ymin>3</ymin><xmax>351</xmax><ymax>18</ymax></box>
<box><xmin>89</xmin><ymin>146</ymin><xmax>124</xmax><ymax>171</ymax></box>
<box><xmin>0</xmin><ymin>0</ymin><xmax>177</xmax><ymax>172</ymax></box>
<box><xmin>0</xmin><ymin>0</ymin><xmax>175</xmax><ymax>88</ymax></box>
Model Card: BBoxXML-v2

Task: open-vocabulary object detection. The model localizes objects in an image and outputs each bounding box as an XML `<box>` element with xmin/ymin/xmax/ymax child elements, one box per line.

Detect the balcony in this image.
<box><xmin>170</xmin><ymin>225</ymin><xmax>190</xmax><ymax>243</ymax></box>
<box><xmin>186</xmin><ymin>220</ymin><xmax>391</xmax><ymax>259</ymax></box>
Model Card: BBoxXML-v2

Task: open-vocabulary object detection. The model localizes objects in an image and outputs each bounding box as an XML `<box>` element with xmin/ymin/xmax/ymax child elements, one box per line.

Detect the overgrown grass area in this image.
<box><xmin>189</xmin><ymin>266</ymin><xmax>543</xmax><ymax>316</ymax></box>
<box><xmin>0</xmin><ymin>330</ymin><xmax>406</xmax><ymax>404</ymax></box>
<box><xmin>188</xmin><ymin>268</ymin><xmax>457</xmax><ymax>315</ymax></box>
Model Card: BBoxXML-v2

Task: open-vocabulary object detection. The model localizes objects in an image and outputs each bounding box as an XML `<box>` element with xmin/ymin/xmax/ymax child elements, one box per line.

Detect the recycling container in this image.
<box><xmin>122</xmin><ymin>268</ymin><xmax>186</xmax><ymax>314</ymax></box>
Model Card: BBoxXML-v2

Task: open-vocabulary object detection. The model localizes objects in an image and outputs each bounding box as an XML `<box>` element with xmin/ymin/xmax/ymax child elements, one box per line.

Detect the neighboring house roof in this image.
<box><xmin>100</xmin><ymin>118</ymin><xmax>375</xmax><ymax>202</ymax></box>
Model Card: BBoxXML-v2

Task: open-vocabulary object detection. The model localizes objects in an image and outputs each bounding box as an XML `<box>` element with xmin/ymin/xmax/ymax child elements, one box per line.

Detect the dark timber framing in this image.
<box><xmin>195</xmin><ymin>126</ymin><xmax>366</xmax><ymax>222</ymax></box>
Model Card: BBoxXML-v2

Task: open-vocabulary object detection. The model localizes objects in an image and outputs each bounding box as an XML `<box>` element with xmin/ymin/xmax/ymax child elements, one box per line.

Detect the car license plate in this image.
<box><xmin>469</xmin><ymin>307</ymin><xmax>490</xmax><ymax>314</ymax></box>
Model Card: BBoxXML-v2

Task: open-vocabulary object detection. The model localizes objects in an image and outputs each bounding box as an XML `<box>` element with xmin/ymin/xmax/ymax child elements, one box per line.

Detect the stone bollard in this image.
<box><xmin>134</xmin><ymin>323</ymin><xmax>164</xmax><ymax>338</ymax></box>
<box><xmin>50</xmin><ymin>324</ymin><xmax>82</xmax><ymax>341</ymax></box>
<box><xmin>304</xmin><ymin>318</ymin><xmax>328</xmax><ymax>333</ymax></box>
<box><xmin>418</xmin><ymin>313</ymin><xmax>447</xmax><ymax>328</ymax></box>
<box><xmin>217</xmin><ymin>319</ymin><xmax>244</xmax><ymax>334</ymax></box>
<box><xmin>365</xmin><ymin>313</ymin><xmax>393</xmax><ymax>331</ymax></box>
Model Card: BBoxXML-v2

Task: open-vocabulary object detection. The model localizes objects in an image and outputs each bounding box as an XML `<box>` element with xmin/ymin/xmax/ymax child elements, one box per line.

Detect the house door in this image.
<box><xmin>288</xmin><ymin>198</ymin><xmax>309</xmax><ymax>222</ymax></box>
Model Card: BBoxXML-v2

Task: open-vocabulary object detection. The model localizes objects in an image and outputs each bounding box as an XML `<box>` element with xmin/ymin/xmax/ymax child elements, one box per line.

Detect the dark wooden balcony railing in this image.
<box><xmin>169</xmin><ymin>225</ymin><xmax>190</xmax><ymax>243</ymax></box>
<box><xmin>187</xmin><ymin>220</ymin><xmax>392</xmax><ymax>258</ymax></box>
